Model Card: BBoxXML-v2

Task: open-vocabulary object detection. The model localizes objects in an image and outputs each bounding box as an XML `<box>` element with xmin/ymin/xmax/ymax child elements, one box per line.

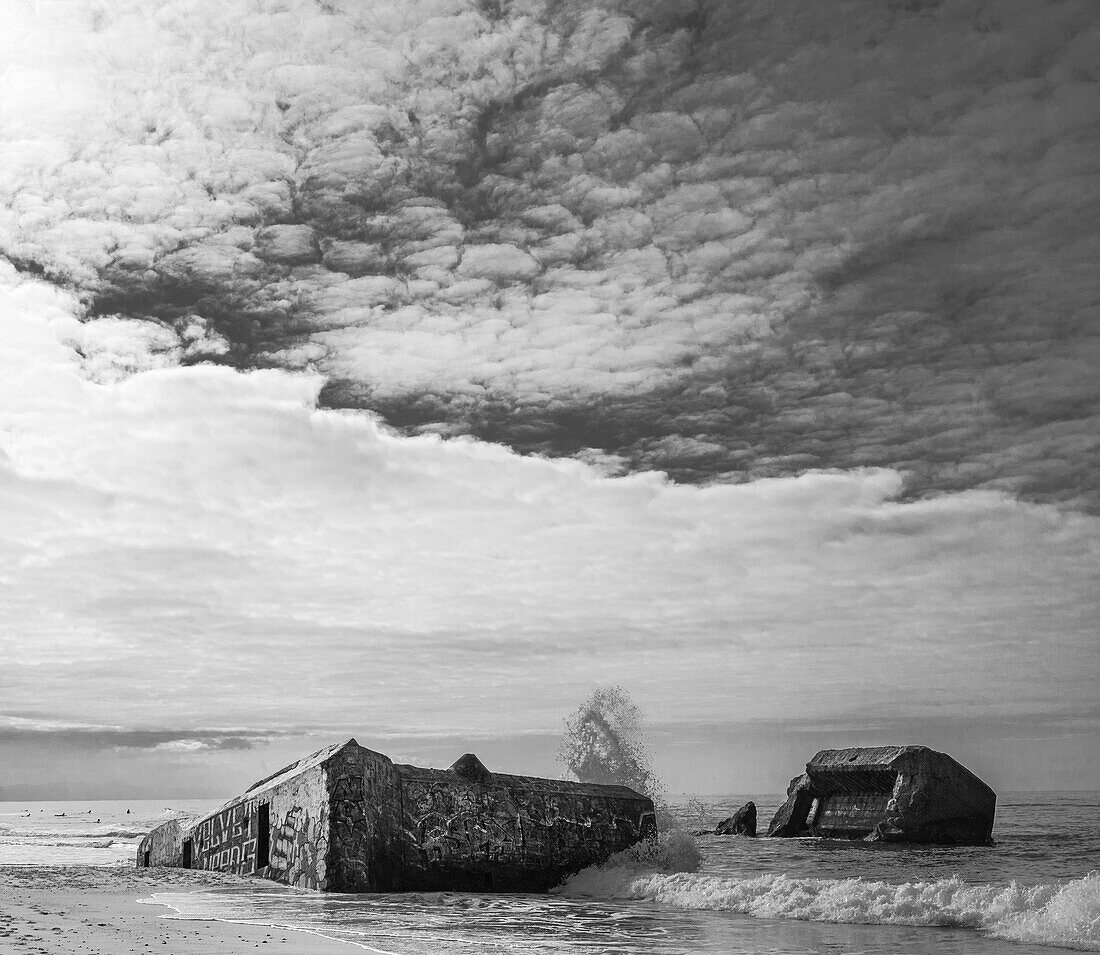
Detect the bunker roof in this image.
<box><xmin>192</xmin><ymin>737</ymin><xmax>651</xmax><ymax>831</ymax></box>
<box><xmin>806</xmin><ymin>745</ymin><xmax>931</xmax><ymax>770</ymax></box>
<box><xmin>242</xmin><ymin>738</ymin><xmax>358</xmax><ymax>795</ymax></box>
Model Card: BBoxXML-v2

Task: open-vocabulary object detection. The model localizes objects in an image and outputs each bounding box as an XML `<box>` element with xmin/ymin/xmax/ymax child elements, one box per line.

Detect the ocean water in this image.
<box><xmin>0</xmin><ymin>798</ymin><xmax>217</xmax><ymax>866</ymax></box>
<box><xmin>2</xmin><ymin>793</ymin><xmax>1097</xmax><ymax>953</ymax></box>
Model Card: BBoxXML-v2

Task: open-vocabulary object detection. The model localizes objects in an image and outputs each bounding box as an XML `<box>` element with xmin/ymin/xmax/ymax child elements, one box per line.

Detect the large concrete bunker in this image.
<box><xmin>137</xmin><ymin>738</ymin><xmax>656</xmax><ymax>892</ymax></box>
<box><xmin>766</xmin><ymin>745</ymin><xmax>996</xmax><ymax>845</ymax></box>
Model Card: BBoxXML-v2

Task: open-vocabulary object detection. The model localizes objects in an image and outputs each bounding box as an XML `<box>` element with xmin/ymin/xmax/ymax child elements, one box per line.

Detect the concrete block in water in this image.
<box><xmin>137</xmin><ymin>738</ymin><xmax>656</xmax><ymax>892</ymax></box>
<box><xmin>766</xmin><ymin>745</ymin><xmax>996</xmax><ymax>845</ymax></box>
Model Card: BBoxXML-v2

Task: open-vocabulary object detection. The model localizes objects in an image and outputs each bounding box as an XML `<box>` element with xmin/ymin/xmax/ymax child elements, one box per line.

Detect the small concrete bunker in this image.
<box><xmin>137</xmin><ymin>738</ymin><xmax>656</xmax><ymax>892</ymax></box>
<box><xmin>767</xmin><ymin>745</ymin><xmax>996</xmax><ymax>845</ymax></box>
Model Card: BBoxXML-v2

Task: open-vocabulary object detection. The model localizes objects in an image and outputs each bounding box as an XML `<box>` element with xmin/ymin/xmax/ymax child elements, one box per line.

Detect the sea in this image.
<box><xmin>1</xmin><ymin>792</ymin><xmax>1097</xmax><ymax>954</ymax></box>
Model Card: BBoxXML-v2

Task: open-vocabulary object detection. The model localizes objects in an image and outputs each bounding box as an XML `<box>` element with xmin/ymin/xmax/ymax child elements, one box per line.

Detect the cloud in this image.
<box><xmin>1</xmin><ymin>267</ymin><xmax>1097</xmax><ymax>751</ymax></box>
<box><xmin>1</xmin><ymin>0</ymin><xmax>1097</xmax><ymax>508</ymax></box>
<box><xmin>0</xmin><ymin>720</ymin><xmax>271</xmax><ymax>754</ymax></box>
<box><xmin>1</xmin><ymin>0</ymin><xmax>1097</xmax><ymax>792</ymax></box>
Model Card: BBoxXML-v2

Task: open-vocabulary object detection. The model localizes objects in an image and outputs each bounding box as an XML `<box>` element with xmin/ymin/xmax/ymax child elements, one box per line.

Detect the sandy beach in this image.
<box><xmin>0</xmin><ymin>867</ymin><xmax>357</xmax><ymax>954</ymax></box>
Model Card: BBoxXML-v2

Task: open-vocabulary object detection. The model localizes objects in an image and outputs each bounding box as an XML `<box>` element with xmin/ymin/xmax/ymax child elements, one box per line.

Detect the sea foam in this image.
<box><xmin>561</xmin><ymin>867</ymin><xmax>1100</xmax><ymax>951</ymax></box>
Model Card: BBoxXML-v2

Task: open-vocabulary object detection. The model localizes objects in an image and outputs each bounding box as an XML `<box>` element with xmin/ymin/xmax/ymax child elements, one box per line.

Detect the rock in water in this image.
<box><xmin>766</xmin><ymin>745</ymin><xmax>996</xmax><ymax>845</ymax></box>
<box><xmin>715</xmin><ymin>801</ymin><xmax>756</xmax><ymax>836</ymax></box>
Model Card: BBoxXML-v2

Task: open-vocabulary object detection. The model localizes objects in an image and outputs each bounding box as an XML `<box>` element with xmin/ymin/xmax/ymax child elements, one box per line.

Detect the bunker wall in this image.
<box><xmin>136</xmin><ymin>818</ymin><xmax>188</xmax><ymax>868</ymax></box>
<box><xmin>323</xmin><ymin>741</ymin><xmax>404</xmax><ymax>892</ymax></box>
<box><xmin>135</xmin><ymin>738</ymin><xmax>658</xmax><ymax>893</ymax></box>
<box><xmin>190</xmin><ymin>762</ymin><xmax>330</xmax><ymax>889</ymax></box>
<box><xmin>767</xmin><ymin>746</ymin><xmax>996</xmax><ymax>845</ymax></box>
<box><xmin>393</xmin><ymin>769</ymin><xmax>656</xmax><ymax>892</ymax></box>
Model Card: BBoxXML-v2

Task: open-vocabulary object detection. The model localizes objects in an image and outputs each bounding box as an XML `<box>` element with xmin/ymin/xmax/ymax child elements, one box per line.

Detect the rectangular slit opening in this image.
<box><xmin>142</xmin><ymin>850</ymin><xmax>151</xmax><ymax>868</ymax></box>
<box><xmin>255</xmin><ymin>803</ymin><xmax>270</xmax><ymax>870</ymax></box>
<box><xmin>181</xmin><ymin>838</ymin><xmax>192</xmax><ymax>869</ymax></box>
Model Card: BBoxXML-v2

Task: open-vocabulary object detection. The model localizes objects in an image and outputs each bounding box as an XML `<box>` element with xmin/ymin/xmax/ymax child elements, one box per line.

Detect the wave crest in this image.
<box><xmin>2</xmin><ymin>827</ymin><xmax>149</xmax><ymax>839</ymax></box>
<box><xmin>561</xmin><ymin>868</ymin><xmax>1100</xmax><ymax>951</ymax></box>
<box><xmin>582</xmin><ymin>829</ymin><xmax>703</xmax><ymax>876</ymax></box>
<box><xmin>992</xmin><ymin>872</ymin><xmax>1100</xmax><ymax>950</ymax></box>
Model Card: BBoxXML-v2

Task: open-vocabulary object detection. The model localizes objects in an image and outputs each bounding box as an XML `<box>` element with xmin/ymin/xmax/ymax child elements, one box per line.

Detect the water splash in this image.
<box><xmin>557</xmin><ymin>685</ymin><xmax>657</xmax><ymax>797</ymax></box>
<box><xmin>557</xmin><ymin>685</ymin><xmax>701</xmax><ymax>873</ymax></box>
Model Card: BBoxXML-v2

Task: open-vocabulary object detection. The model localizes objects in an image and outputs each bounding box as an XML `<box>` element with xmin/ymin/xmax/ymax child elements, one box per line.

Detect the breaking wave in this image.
<box><xmin>0</xmin><ymin>827</ymin><xmax>149</xmax><ymax>840</ymax></box>
<box><xmin>561</xmin><ymin>868</ymin><xmax>1100</xmax><ymax>951</ymax></box>
<box><xmin>578</xmin><ymin>829</ymin><xmax>703</xmax><ymax>876</ymax></box>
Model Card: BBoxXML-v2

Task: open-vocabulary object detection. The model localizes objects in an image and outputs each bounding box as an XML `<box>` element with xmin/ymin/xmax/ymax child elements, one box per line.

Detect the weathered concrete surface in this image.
<box><xmin>136</xmin><ymin>817</ymin><xmax>190</xmax><ymax>868</ymax></box>
<box><xmin>189</xmin><ymin>743</ymin><xmax>332</xmax><ymax>888</ymax></box>
<box><xmin>323</xmin><ymin>739</ymin><xmax>404</xmax><ymax>892</ymax></box>
<box><xmin>715</xmin><ymin>801</ymin><xmax>756</xmax><ymax>836</ymax></box>
<box><xmin>766</xmin><ymin>745</ymin><xmax>996</xmax><ymax>845</ymax></box>
<box><xmin>388</xmin><ymin>759</ymin><xmax>654</xmax><ymax>892</ymax></box>
<box><xmin>138</xmin><ymin>738</ymin><xmax>656</xmax><ymax>893</ymax></box>
<box><xmin>138</xmin><ymin>741</ymin><xmax>338</xmax><ymax>889</ymax></box>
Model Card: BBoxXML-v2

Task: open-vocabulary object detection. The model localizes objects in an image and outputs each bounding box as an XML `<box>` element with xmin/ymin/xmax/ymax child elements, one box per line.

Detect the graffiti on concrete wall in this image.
<box><xmin>324</xmin><ymin>738</ymin><xmax>403</xmax><ymax>892</ymax></box>
<box><xmin>396</xmin><ymin>772</ymin><xmax>655</xmax><ymax>891</ymax></box>
<box><xmin>193</xmin><ymin>801</ymin><xmax>257</xmax><ymax>873</ymax></box>
<box><xmin>270</xmin><ymin>804</ymin><xmax>325</xmax><ymax>888</ymax></box>
<box><xmin>138</xmin><ymin>739</ymin><xmax>656</xmax><ymax>893</ymax></box>
<box><xmin>187</xmin><ymin>765</ymin><xmax>328</xmax><ymax>888</ymax></box>
<box><xmin>268</xmin><ymin>764</ymin><xmax>328</xmax><ymax>889</ymax></box>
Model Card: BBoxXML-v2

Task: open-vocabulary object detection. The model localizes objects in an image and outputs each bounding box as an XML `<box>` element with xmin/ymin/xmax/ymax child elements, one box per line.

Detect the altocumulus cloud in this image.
<box><xmin>1</xmin><ymin>0</ymin><xmax>1098</xmax><ymax>507</ymax></box>
<box><xmin>1</xmin><ymin>267</ymin><xmax>1097</xmax><ymax>746</ymax></box>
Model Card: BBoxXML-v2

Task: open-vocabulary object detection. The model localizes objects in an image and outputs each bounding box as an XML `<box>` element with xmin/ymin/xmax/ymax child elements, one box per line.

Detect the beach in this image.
<box><xmin>0</xmin><ymin>868</ymin><xmax>354</xmax><ymax>955</ymax></box>
<box><xmin>1</xmin><ymin>794</ymin><xmax>1098</xmax><ymax>954</ymax></box>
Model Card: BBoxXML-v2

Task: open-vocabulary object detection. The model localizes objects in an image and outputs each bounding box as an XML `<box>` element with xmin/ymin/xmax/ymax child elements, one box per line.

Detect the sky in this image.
<box><xmin>0</xmin><ymin>0</ymin><xmax>1097</xmax><ymax>800</ymax></box>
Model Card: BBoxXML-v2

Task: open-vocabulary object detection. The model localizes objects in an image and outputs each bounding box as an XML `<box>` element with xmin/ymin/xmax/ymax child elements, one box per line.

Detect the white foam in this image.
<box><xmin>991</xmin><ymin>872</ymin><xmax>1100</xmax><ymax>950</ymax></box>
<box><xmin>582</xmin><ymin>829</ymin><xmax>703</xmax><ymax>875</ymax></box>
<box><xmin>7</xmin><ymin>827</ymin><xmax>149</xmax><ymax>839</ymax></box>
<box><xmin>561</xmin><ymin>867</ymin><xmax>1100</xmax><ymax>951</ymax></box>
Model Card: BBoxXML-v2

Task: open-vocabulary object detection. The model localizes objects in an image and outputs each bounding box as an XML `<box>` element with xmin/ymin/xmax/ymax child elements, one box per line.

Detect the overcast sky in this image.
<box><xmin>1</xmin><ymin>0</ymin><xmax>1097</xmax><ymax>799</ymax></box>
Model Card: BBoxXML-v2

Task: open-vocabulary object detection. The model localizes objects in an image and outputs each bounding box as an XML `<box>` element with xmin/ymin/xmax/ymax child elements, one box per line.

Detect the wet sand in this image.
<box><xmin>0</xmin><ymin>867</ymin><xmax>357</xmax><ymax>954</ymax></box>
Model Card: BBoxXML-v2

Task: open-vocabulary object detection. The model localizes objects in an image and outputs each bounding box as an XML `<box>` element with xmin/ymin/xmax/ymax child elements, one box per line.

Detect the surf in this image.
<box><xmin>560</xmin><ymin>867</ymin><xmax>1100</xmax><ymax>951</ymax></box>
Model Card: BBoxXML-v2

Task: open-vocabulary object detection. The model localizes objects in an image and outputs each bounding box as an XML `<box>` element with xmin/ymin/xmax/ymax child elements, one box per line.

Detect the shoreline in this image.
<box><xmin>0</xmin><ymin>866</ymin><xmax>358</xmax><ymax>954</ymax></box>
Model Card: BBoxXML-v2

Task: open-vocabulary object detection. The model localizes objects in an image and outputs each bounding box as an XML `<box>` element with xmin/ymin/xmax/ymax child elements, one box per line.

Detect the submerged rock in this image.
<box><xmin>715</xmin><ymin>801</ymin><xmax>757</xmax><ymax>836</ymax></box>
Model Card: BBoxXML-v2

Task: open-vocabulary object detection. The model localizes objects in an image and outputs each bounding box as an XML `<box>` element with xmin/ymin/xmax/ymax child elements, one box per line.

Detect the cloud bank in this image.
<box><xmin>2</xmin><ymin>269</ymin><xmax>1097</xmax><ymax>755</ymax></box>
<box><xmin>1</xmin><ymin>0</ymin><xmax>1098</xmax><ymax>507</ymax></box>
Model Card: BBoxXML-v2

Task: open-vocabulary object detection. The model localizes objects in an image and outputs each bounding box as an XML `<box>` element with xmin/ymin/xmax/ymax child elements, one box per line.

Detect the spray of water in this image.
<box><xmin>557</xmin><ymin>685</ymin><xmax>657</xmax><ymax>795</ymax></box>
<box><xmin>557</xmin><ymin>685</ymin><xmax>701</xmax><ymax>873</ymax></box>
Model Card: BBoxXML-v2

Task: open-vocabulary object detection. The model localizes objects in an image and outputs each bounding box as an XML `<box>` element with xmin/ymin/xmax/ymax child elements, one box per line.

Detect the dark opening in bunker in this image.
<box><xmin>142</xmin><ymin>850</ymin><xmax>150</xmax><ymax>867</ymax></box>
<box><xmin>256</xmin><ymin>803</ymin><xmax>270</xmax><ymax>869</ymax></box>
<box><xmin>181</xmin><ymin>838</ymin><xmax>192</xmax><ymax>869</ymax></box>
<box><xmin>804</xmin><ymin>769</ymin><xmax>899</xmax><ymax>838</ymax></box>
